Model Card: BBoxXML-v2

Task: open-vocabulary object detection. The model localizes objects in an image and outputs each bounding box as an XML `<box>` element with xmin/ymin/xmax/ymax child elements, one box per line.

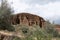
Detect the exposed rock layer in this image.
<box><xmin>10</xmin><ymin>13</ymin><xmax>45</xmax><ymax>27</ymax></box>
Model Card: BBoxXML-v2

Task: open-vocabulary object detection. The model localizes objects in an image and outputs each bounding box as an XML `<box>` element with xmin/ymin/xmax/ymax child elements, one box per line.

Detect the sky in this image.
<box><xmin>1</xmin><ymin>0</ymin><xmax>60</xmax><ymax>24</ymax></box>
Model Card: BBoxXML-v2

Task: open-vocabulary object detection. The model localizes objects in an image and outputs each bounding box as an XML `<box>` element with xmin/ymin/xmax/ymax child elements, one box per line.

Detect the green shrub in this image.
<box><xmin>13</xmin><ymin>37</ymin><xmax>21</xmax><ymax>40</ymax></box>
<box><xmin>0</xmin><ymin>18</ymin><xmax>15</xmax><ymax>31</ymax></box>
<box><xmin>0</xmin><ymin>0</ymin><xmax>15</xmax><ymax>31</ymax></box>
<box><xmin>13</xmin><ymin>22</ymin><xmax>59</xmax><ymax>40</ymax></box>
<box><xmin>44</xmin><ymin>21</ymin><xmax>59</xmax><ymax>37</ymax></box>
<box><xmin>20</xmin><ymin>25</ymin><xmax>52</xmax><ymax>40</ymax></box>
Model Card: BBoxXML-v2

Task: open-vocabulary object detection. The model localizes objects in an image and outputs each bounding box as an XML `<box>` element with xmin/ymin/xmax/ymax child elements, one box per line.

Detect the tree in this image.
<box><xmin>0</xmin><ymin>0</ymin><xmax>15</xmax><ymax>31</ymax></box>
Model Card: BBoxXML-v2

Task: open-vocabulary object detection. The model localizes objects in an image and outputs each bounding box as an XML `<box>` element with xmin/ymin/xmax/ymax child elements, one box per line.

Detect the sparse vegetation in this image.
<box><xmin>13</xmin><ymin>37</ymin><xmax>21</xmax><ymax>40</ymax></box>
<box><xmin>44</xmin><ymin>21</ymin><xmax>60</xmax><ymax>37</ymax></box>
<box><xmin>12</xmin><ymin>21</ymin><xmax>60</xmax><ymax>40</ymax></box>
<box><xmin>12</xmin><ymin>25</ymin><xmax>53</xmax><ymax>40</ymax></box>
<box><xmin>0</xmin><ymin>0</ymin><xmax>15</xmax><ymax>31</ymax></box>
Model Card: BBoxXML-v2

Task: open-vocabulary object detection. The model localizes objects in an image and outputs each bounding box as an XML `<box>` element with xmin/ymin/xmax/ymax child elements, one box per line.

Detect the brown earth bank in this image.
<box><xmin>54</xmin><ymin>25</ymin><xmax>60</xmax><ymax>33</ymax></box>
<box><xmin>9</xmin><ymin>13</ymin><xmax>45</xmax><ymax>27</ymax></box>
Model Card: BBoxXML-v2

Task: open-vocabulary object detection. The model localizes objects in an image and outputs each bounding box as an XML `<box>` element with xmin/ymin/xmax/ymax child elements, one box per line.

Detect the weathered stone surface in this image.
<box><xmin>10</xmin><ymin>13</ymin><xmax>45</xmax><ymax>27</ymax></box>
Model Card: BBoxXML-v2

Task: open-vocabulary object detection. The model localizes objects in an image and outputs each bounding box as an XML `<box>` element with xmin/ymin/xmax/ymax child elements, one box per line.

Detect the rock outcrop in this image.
<box><xmin>0</xmin><ymin>13</ymin><xmax>45</xmax><ymax>40</ymax></box>
<box><xmin>10</xmin><ymin>13</ymin><xmax>45</xmax><ymax>27</ymax></box>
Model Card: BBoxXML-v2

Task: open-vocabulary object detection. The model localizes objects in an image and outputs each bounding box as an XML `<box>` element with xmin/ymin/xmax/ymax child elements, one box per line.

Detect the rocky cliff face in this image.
<box><xmin>10</xmin><ymin>13</ymin><xmax>45</xmax><ymax>27</ymax></box>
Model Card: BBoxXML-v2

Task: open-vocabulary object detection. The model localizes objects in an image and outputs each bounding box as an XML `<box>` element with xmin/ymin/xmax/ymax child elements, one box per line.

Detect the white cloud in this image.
<box><xmin>39</xmin><ymin>2</ymin><xmax>60</xmax><ymax>21</ymax></box>
<box><xmin>8</xmin><ymin>0</ymin><xmax>30</xmax><ymax>13</ymax></box>
<box><xmin>8</xmin><ymin>0</ymin><xmax>60</xmax><ymax>24</ymax></box>
<box><xmin>25</xmin><ymin>2</ymin><xmax>60</xmax><ymax>23</ymax></box>
<box><xmin>20</xmin><ymin>0</ymin><xmax>60</xmax><ymax>5</ymax></box>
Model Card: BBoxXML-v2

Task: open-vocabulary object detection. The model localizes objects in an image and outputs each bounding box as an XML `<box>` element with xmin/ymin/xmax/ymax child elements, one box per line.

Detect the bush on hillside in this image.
<box><xmin>13</xmin><ymin>37</ymin><xmax>21</xmax><ymax>40</ymax></box>
<box><xmin>44</xmin><ymin>21</ymin><xmax>59</xmax><ymax>37</ymax></box>
<box><xmin>0</xmin><ymin>0</ymin><xmax>15</xmax><ymax>31</ymax></box>
<box><xmin>0</xmin><ymin>18</ymin><xmax>15</xmax><ymax>31</ymax></box>
<box><xmin>18</xmin><ymin>25</ymin><xmax>52</xmax><ymax>40</ymax></box>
